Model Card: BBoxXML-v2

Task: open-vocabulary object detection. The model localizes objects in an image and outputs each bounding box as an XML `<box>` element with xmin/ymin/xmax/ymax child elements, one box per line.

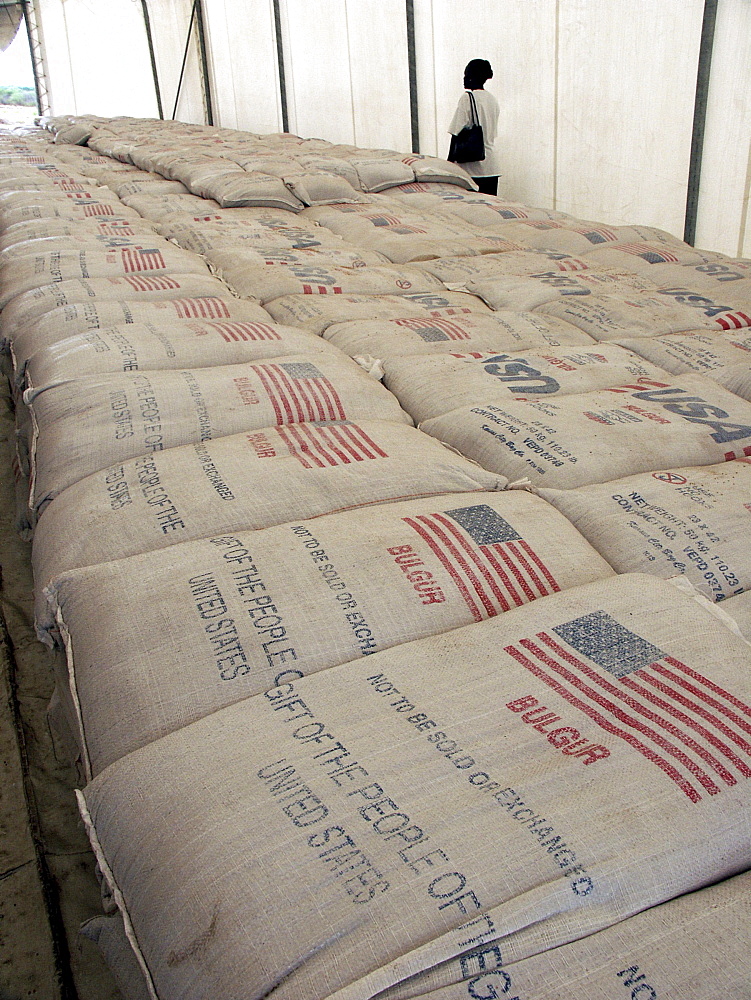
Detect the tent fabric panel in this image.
<box><xmin>555</xmin><ymin>0</ymin><xmax>704</xmax><ymax>238</ymax></box>
<box><xmin>694</xmin><ymin>0</ymin><xmax>751</xmax><ymax>258</ymax></box>
<box><xmin>203</xmin><ymin>0</ymin><xmax>282</xmax><ymax>133</ymax></box>
<box><xmin>146</xmin><ymin>0</ymin><xmax>206</xmax><ymax>124</ymax></box>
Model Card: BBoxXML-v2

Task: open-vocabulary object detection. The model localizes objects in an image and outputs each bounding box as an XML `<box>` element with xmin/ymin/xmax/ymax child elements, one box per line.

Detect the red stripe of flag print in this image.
<box><xmin>403</xmin><ymin>504</ymin><xmax>559</xmax><ymax>622</ymax></box>
<box><xmin>552</xmin><ymin>258</ymin><xmax>590</xmax><ymax>272</ymax></box>
<box><xmin>275</xmin><ymin>422</ymin><xmax>387</xmax><ymax>468</ymax></box>
<box><xmin>611</xmin><ymin>243</ymin><xmax>680</xmax><ymax>263</ymax></box>
<box><xmin>504</xmin><ymin>609</ymin><xmax>751</xmax><ymax>802</ymax></box>
<box><xmin>172</xmin><ymin>298</ymin><xmax>230</xmax><ymax>319</ymax></box>
<box><xmin>714</xmin><ymin>311</ymin><xmax>751</xmax><ymax>331</ymax></box>
<box><xmin>206</xmin><ymin>322</ymin><xmax>281</xmax><ymax>343</ymax></box>
<box><xmin>123</xmin><ymin>275</ymin><xmax>181</xmax><ymax>292</ymax></box>
<box><xmin>301</xmin><ymin>284</ymin><xmax>343</xmax><ymax>295</ymax></box>
<box><xmin>120</xmin><ymin>248</ymin><xmax>167</xmax><ymax>273</ymax></box>
<box><xmin>395</xmin><ymin>317</ymin><xmax>471</xmax><ymax>341</ymax></box>
<box><xmin>254</xmin><ymin>361</ymin><xmax>346</xmax><ymax>424</ymax></box>
<box><xmin>83</xmin><ymin>204</ymin><xmax>115</xmax><ymax>216</ymax></box>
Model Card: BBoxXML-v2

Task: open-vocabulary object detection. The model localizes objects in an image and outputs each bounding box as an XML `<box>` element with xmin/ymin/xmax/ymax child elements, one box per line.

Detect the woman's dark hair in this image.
<box><xmin>464</xmin><ymin>59</ymin><xmax>493</xmax><ymax>89</ymax></box>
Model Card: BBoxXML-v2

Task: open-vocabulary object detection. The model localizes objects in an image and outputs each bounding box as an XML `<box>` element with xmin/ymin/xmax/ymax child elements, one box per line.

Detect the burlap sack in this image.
<box><xmin>118</xmin><ymin>193</ymin><xmax>222</xmax><ymax>220</ymax></box>
<box><xmin>582</xmin><ymin>241</ymin><xmax>726</xmax><ymax>276</ymax></box>
<box><xmin>210</xmin><ymin>261</ymin><xmax>443</xmax><ymax>304</ymax></box>
<box><xmin>381</xmin><ymin>345</ymin><xmax>669</xmax><ymax>422</ymax></box>
<box><xmin>463</xmin><ymin>268</ymin><xmax>660</xmax><ymax>311</ymax></box>
<box><xmin>0</xmin><ymin>197</ymin><xmax>142</xmax><ymax>228</ymax></box>
<box><xmin>401</xmin><ymin>155</ymin><xmax>477</xmax><ymax>189</ymax></box>
<box><xmin>0</xmin><ymin>245</ymin><xmax>211</xmax><ymax>308</ymax></box>
<box><xmin>203</xmin><ymin>171</ymin><xmax>305</xmax><ymax>211</ymax></box>
<box><xmin>110</xmin><ymin>178</ymin><xmax>189</xmax><ymax>199</ymax></box>
<box><xmin>618</xmin><ymin>329</ymin><xmax>751</xmax><ymax>401</ymax></box>
<box><xmin>719</xmin><ymin>589</ymin><xmax>751</xmax><ymax>643</ymax></box>
<box><xmin>0</xmin><ymin>274</ymin><xmax>236</xmax><ymax>349</ymax></box>
<box><xmin>0</xmin><ymin>217</ymin><xmax>157</xmax><ymax>251</ymax></box>
<box><xmin>421</xmin><ymin>374</ymin><xmax>751</xmax><ymax>488</ymax></box>
<box><xmin>26</xmin><ymin>353</ymin><xmax>412</xmax><ymax>508</ymax></box>
<box><xmin>10</xmin><ymin>296</ymin><xmax>270</xmax><ymax>380</ymax></box>
<box><xmin>51</xmin><ymin>490</ymin><xmax>613</xmax><ymax>775</ymax></box>
<box><xmin>81</xmin><ymin>913</ymin><xmax>154</xmax><ymax>1000</ymax></box>
<box><xmin>21</xmin><ymin>318</ymin><xmax>344</xmax><ymax>389</ymax></box>
<box><xmin>265</xmin><ymin>291</ymin><xmax>491</xmax><ymax>335</ymax></box>
<box><xmin>539</xmin><ymin>458</ymin><xmax>751</xmax><ymax>601</ymax></box>
<box><xmin>324</xmin><ymin>312</ymin><xmax>593</xmax><ymax>359</ymax></box>
<box><xmin>412</xmin><ymin>250</ymin><xmax>594</xmax><ymax>285</ymax></box>
<box><xmin>283</xmin><ymin>172</ymin><xmax>367</xmax><ymax>206</ymax></box>
<box><xmin>383</xmin><ymin>872</ymin><xmax>751</xmax><ymax>1000</ymax></box>
<box><xmin>0</xmin><ymin>231</ymin><xmax>173</xmax><ymax>263</ymax></box>
<box><xmin>75</xmin><ymin>573</ymin><xmax>751</xmax><ymax>999</ymax></box>
<box><xmin>422</xmin><ymin>197</ymin><xmax>569</xmax><ymax>228</ymax></box>
<box><xmin>204</xmin><ymin>246</ymin><xmax>389</xmax><ymax>285</ymax></box>
<box><xmin>645</xmin><ymin>258</ymin><xmax>751</xmax><ymax>304</ymax></box>
<box><xmin>482</xmin><ymin>220</ymin><xmax>682</xmax><ymax>255</ymax></box>
<box><xmin>33</xmin><ymin>420</ymin><xmax>507</xmax><ymax>637</ymax></box>
<box><xmin>538</xmin><ymin>289</ymin><xmax>751</xmax><ymax>341</ymax></box>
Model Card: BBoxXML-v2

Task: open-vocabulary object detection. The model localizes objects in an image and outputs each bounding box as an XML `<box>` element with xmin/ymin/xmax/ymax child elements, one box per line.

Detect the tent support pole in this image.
<box><xmin>272</xmin><ymin>0</ymin><xmax>289</xmax><ymax>133</ymax></box>
<box><xmin>140</xmin><ymin>0</ymin><xmax>164</xmax><ymax>120</ymax></box>
<box><xmin>194</xmin><ymin>0</ymin><xmax>214</xmax><ymax>126</ymax></box>
<box><xmin>684</xmin><ymin>0</ymin><xmax>717</xmax><ymax>246</ymax></box>
<box><xmin>405</xmin><ymin>0</ymin><xmax>419</xmax><ymax>153</ymax></box>
<box><xmin>20</xmin><ymin>0</ymin><xmax>48</xmax><ymax>115</ymax></box>
<box><xmin>171</xmin><ymin>0</ymin><xmax>197</xmax><ymax>120</ymax></box>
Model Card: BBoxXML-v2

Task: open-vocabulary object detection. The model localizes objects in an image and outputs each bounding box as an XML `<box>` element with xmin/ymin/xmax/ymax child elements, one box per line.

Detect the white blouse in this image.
<box><xmin>449</xmin><ymin>88</ymin><xmax>501</xmax><ymax>177</ymax></box>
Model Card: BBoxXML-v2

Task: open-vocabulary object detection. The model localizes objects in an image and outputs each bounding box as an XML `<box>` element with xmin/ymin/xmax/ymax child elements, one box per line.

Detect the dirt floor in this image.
<box><xmin>0</xmin><ymin>373</ymin><xmax>122</xmax><ymax>1000</ymax></box>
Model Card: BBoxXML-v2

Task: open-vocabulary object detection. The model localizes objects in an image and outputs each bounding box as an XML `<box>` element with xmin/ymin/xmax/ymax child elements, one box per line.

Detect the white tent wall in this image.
<box><xmin>694</xmin><ymin>0</ymin><xmax>751</xmax><ymax>259</ymax></box>
<box><xmin>278</xmin><ymin>0</ymin><xmax>412</xmax><ymax>150</ymax></box>
<box><xmin>36</xmin><ymin>0</ymin><xmax>158</xmax><ymax>119</ymax></box>
<box><xmin>145</xmin><ymin>0</ymin><xmax>206</xmax><ymax>124</ymax></box>
<box><xmin>203</xmin><ymin>0</ymin><xmax>282</xmax><ymax>133</ymax></box>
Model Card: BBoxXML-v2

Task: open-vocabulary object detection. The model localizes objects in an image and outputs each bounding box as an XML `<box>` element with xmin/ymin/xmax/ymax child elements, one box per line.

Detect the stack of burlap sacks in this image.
<box><xmin>1</xmin><ymin>113</ymin><xmax>750</xmax><ymax>999</ymax></box>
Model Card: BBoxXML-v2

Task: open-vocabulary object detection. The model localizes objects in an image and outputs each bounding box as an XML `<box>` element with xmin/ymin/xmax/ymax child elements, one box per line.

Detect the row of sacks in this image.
<box><xmin>4</xmin><ymin>124</ymin><xmax>751</xmax><ymax>999</ymax></box>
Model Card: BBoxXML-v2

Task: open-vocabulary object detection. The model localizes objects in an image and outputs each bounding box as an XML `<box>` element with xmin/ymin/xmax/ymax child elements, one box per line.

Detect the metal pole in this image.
<box><xmin>20</xmin><ymin>0</ymin><xmax>47</xmax><ymax>115</ymax></box>
<box><xmin>194</xmin><ymin>0</ymin><xmax>214</xmax><ymax>126</ymax></box>
<box><xmin>272</xmin><ymin>0</ymin><xmax>289</xmax><ymax>133</ymax></box>
<box><xmin>171</xmin><ymin>0</ymin><xmax>197</xmax><ymax>121</ymax></box>
<box><xmin>405</xmin><ymin>0</ymin><xmax>419</xmax><ymax>153</ymax></box>
<box><xmin>140</xmin><ymin>0</ymin><xmax>164</xmax><ymax>120</ymax></box>
<box><xmin>684</xmin><ymin>0</ymin><xmax>717</xmax><ymax>246</ymax></box>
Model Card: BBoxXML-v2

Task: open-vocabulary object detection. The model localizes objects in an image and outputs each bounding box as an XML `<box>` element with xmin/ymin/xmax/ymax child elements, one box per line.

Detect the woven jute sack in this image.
<box><xmin>21</xmin><ymin>319</ymin><xmax>342</xmax><ymax>390</ymax></box>
<box><xmin>207</xmin><ymin>261</ymin><xmax>444</xmax><ymax>304</ymax></box>
<box><xmin>383</xmin><ymin>871</ymin><xmax>751</xmax><ymax>1000</ymax></box>
<box><xmin>463</xmin><ymin>268</ymin><xmax>659</xmax><ymax>312</ymax></box>
<box><xmin>0</xmin><ymin>186</ymin><xmax>121</xmax><ymax>210</ymax></box>
<box><xmin>0</xmin><ymin>198</ymin><xmax>142</xmax><ymax>228</ymax></box>
<box><xmin>538</xmin><ymin>289</ymin><xmax>751</xmax><ymax>341</ymax></box>
<box><xmin>75</xmin><ymin>573</ymin><xmax>751</xmax><ymax>1000</ymax></box>
<box><xmin>648</xmin><ymin>258</ymin><xmax>751</xmax><ymax>301</ymax></box>
<box><xmin>719</xmin><ymin>589</ymin><xmax>751</xmax><ymax>643</ymax></box>
<box><xmin>618</xmin><ymin>329</ymin><xmax>751</xmax><ymax>401</ymax></box>
<box><xmin>265</xmin><ymin>291</ymin><xmax>491</xmax><ymax>335</ymax></box>
<box><xmin>582</xmin><ymin>241</ymin><xmax>726</xmax><ymax>277</ymax></box>
<box><xmin>0</xmin><ymin>217</ymin><xmax>157</xmax><ymax>251</ymax></box>
<box><xmin>0</xmin><ymin>273</ymin><xmax>236</xmax><ymax>349</ymax></box>
<box><xmin>324</xmin><ymin>312</ymin><xmax>594</xmax><ymax>359</ymax></box>
<box><xmin>51</xmin><ymin>490</ymin><xmax>613</xmax><ymax>776</ymax></box>
<box><xmin>0</xmin><ymin>245</ymin><xmax>210</xmax><ymax>308</ymax></box>
<box><xmin>421</xmin><ymin>374</ymin><xmax>751</xmax><ymax>489</ymax></box>
<box><xmin>202</xmin><ymin>171</ymin><xmax>305</xmax><ymax>211</ymax></box>
<box><xmin>484</xmin><ymin>220</ymin><xmax>682</xmax><ymax>255</ymax></box>
<box><xmin>539</xmin><ymin>458</ymin><xmax>751</xmax><ymax>602</ymax></box>
<box><xmin>204</xmin><ymin>246</ymin><xmax>389</xmax><ymax>284</ymax></box>
<box><xmin>413</xmin><ymin>250</ymin><xmax>594</xmax><ymax>285</ymax></box>
<box><xmin>118</xmin><ymin>193</ymin><xmax>221</xmax><ymax>220</ymax></box>
<box><xmin>26</xmin><ymin>354</ymin><xmax>412</xmax><ymax>509</ymax></box>
<box><xmin>10</xmin><ymin>296</ymin><xmax>270</xmax><ymax>382</ymax></box>
<box><xmin>0</xmin><ymin>231</ymin><xmax>175</xmax><ymax>263</ymax></box>
<box><xmin>33</xmin><ymin>420</ymin><xmax>507</xmax><ymax>639</ymax></box>
<box><xmin>424</xmin><ymin>198</ymin><xmax>570</xmax><ymax>228</ymax></box>
<box><xmin>381</xmin><ymin>345</ymin><xmax>669</xmax><ymax>423</ymax></box>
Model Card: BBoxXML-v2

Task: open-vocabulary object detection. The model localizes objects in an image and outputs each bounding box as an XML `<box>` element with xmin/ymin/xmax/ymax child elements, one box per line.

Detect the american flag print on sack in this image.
<box><xmin>83</xmin><ymin>204</ymin><xmax>115</xmax><ymax>217</ymax></box>
<box><xmin>505</xmin><ymin>611</ymin><xmax>751</xmax><ymax>803</ymax></box>
<box><xmin>394</xmin><ymin>317</ymin><xmax>471</xmax><ymax>341</ymax></box>
<box><xmin>612</xmin><ymin>243</ymin><xmax>680</xmax><ymax>264</ymax></box>
<box><xmin>403</xmin><ymin>504</ymin><xmax>559</xmax><ymax>622</ymax></box>
<box><xmin>275</xmin><ymin>422</ymin><xmax>387</xmax><ymax>468</ymax></box>
<box><xmin>205</xmin><ymin>322</ymin><xmax>281</xmax><ymax>343</ymax></box>
<box><xmin>120</xmin><ymin>248</ymin><xmax>167</xmax><ymax>273</ymax></box>
<box><xmin>172</xmin><ymin>298</ymin><xmax>231</xmax><ymax>319</ymax></box>
<box><xmin>123</xmin><ymin>275</ymin><xmax>181</xmax><ymax>292</ymax></box>
<box><xmin>255</xmin><ymin>361</ymin><xmax>347</xmax><ymax>424</ymax></box>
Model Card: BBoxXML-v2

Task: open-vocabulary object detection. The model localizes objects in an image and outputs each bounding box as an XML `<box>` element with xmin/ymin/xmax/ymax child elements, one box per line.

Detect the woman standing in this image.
<box><xmin>448</xmin><ymin>58</ymin><xmax>501</xmax><ymax>195</ymax></box>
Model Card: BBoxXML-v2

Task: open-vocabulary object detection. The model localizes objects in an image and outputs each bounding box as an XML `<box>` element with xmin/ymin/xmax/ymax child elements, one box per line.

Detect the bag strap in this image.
<box><xmin>467</xmin><ymin>91</ymin><xmax>479</xmax><ymax>126</ymax></box>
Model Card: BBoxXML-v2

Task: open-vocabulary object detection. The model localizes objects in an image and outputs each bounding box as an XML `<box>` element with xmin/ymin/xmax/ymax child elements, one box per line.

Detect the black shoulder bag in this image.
<box><xmin>448</xmin><ymin>91</ymin><xmax>485</xmax><ymax>164</ymax></box>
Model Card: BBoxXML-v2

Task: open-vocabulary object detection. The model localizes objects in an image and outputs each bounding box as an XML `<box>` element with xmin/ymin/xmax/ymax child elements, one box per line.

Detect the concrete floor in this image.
<box><xmin>0</xmin><ymin>375</ymin><xmax>122</xmax><ymax>1000</ymax></box>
